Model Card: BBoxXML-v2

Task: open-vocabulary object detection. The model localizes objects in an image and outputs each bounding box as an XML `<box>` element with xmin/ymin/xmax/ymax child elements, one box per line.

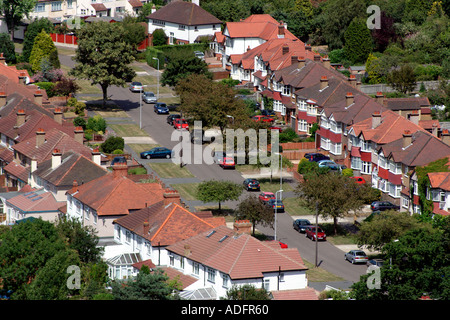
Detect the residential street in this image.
<box><xmin>60</xmin><ymin>49</ymin><xmax>368</xmax><ymax>288</ymax></box>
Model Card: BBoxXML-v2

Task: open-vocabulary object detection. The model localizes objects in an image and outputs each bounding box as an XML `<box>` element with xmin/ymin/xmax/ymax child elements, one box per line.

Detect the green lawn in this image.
<box><xmin>108</xmin><ymin>124</ymin><xmax>149</xmax><ymax>137</ymax></box>
<box><xmin>148</xmin><ymin>163</ymin><xmax>194</xmax><ymax>179</ymax></box>
<box><xmin>128</xmin><ymin>143</ymin><xmax>161</xmax><ymax>155</ymax></box>
<box><xmin>170</xmin><ymin>183</ymin><xmax>199</xmax><ymax>201</ymax></box>
<box><xmin>258</xmin><ymin>178</ymin><xmax>294</xmax><ymax>193</ymax></box>
<box><xmin>282</xmin><ymin>197</ymin><xmax>314</xmax><ymax>216</ymax></box>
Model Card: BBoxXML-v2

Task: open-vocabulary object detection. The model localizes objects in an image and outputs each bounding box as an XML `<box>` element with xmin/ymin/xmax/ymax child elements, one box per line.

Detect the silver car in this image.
<box><xmin>142</xmin><ymin>91</ymin><xmax>157</xmax><ymax>103</ymax></box>
<box><xmin>345</xmin><ymin>250</ymin><xmax>369</xmax><ymax>264</ymax></box>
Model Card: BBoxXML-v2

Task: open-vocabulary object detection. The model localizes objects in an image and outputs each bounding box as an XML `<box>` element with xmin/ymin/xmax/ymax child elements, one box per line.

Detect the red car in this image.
<box><xmin>350</xmin><ymin>176</ymin><xmax>366</xmax><ymax>184</ymax></box>
<box><xmin>259</xmin><ymin>192</ymin><xmax>275</xmax><ymax>202</ymax></box>
<box><xmin>252</xmin><ymin>115</ymin><xmax>274</xmax><ymax>123</ymax></box>
<box><xmin>305</xmin><ymin>226</ymin><xmax>326</xmax><ymax>241</ymax></box>
<box><xmin>269</xmin><ymin>126</ymin><xmax>283</xmax><ymax>132</ymax></box>
<box><xmin>220</xmin><ymin>157</ymin><xmax>235</xmax><ymax>169</ymax></box>
<box><xmin>174</xmin><ymin>119</ymin><xmax>189</xmax><ymax>130</ymax></box>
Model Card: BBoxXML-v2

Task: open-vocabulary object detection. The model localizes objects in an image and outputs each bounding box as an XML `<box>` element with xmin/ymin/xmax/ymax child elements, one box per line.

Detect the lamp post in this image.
<box><xmin>274</xmin><ymin>189</ymin><xmax>283</xmax><ymax>241</ymax></box>
<box><xmin>274</xmin><ymin>152</ymin><xmax>283</xmax><ymax>241</ymax></box>
<box><xmin>152</xmin><ymin>57</ymin><xmax>160</xmax><ymax>100</ymax></box>
<box><xmin>139</xmin><ymin>85</ymin><xmax>148</xmax><ymax>129</ymax></box>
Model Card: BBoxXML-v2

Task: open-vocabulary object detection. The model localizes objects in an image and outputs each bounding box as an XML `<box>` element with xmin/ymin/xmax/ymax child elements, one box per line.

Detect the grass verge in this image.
<box><xmin>170</xmin><ymin>183</ymin><xmax>199</xmax><ymax>201</ymax></box>
<box><xmin>108</xmin><ymin>123</ymin><xmax>149</xmax><ymax>137</ymax></box>
<box><xmin>149</xmin><ymin>163</ymin><xmax>194</xmax><ymax>179</ymax></box>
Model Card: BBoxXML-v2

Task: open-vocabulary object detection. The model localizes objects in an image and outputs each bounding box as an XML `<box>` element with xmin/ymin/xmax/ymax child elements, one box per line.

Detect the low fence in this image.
<box><xmin>50</xmin><ymin>33</ymin><xmax>78</xmax><ymax>45</ymax></box>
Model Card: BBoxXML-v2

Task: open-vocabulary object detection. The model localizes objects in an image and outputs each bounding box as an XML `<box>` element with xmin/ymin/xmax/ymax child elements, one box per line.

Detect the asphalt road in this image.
<box><xmin>60</xmin><ymin>49</ymin><xmax>367</xmax><ymax>285</ymax></box>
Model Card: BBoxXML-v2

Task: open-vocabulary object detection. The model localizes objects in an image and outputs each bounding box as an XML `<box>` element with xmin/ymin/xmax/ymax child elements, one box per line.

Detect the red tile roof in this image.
<box><xmin>7</xmin><ymin>190</ymin><xmax>61</xmax><ymax>213</ymax></box>
<box><xmin>167</xmin><ymin>225</ymin><xmax>307</xmax><ymax>280</ymax></box>
<box><xmin>271</xmin><ymin>288</ymin><xmax>319</xmax><ymax>300</ymax></box>
<box><xmin>67</xmin><ymin>167</ymin><xmax>165</xmax><ymax>217</ymax></box>
<box><xmin>429</xmin><ymin>171</ymin><xmax>450</xmax><ymax>191</ymax></box>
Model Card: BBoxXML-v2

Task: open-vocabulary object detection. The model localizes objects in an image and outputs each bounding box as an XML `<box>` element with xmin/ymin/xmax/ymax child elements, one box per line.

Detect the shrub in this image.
<box><xmin>101</xmin><ymin>136</ymin><xmax>124</xmax><ymax>154</ymax></box>
<box><xmin>73</xmin><ymin>117</ymin><xmax>86</xmax><ymax>129</ymax></box>
<box><xmin>0</xmin><ymin>33</ymin><xmax>16</xmax><ymax>64</ymax></box>
<box><xmin>279</xmin><ymin>127</ymin><xmax>298</xmax><ymax>143</ymax></box>
<box><xmin>34</xmin><ymin>82</ymin><xmax>56</xmax><ymax>97</ymax></box>
<box><xmin>29</xmin><ymin>30</ymin><xmax>60</xmax><ymax>72</ymax></box>
<box><xmin>112</xmin><ymin>149</ymin><xmax>124</xmax><ymax>154</ymax></box>
<box><xmin>86</xmin><ymin>115</ymin><xmax>107</xmax><ymax>133</ymax></box>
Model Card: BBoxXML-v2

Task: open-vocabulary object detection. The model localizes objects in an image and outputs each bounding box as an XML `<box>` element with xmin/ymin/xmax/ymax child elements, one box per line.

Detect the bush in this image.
<box><xmin>29</xmin><ymin>30</ymin><xmax>59</xmax><ymax>72</ymax></box>
<box><xmin>34</xmin><ymin>82</ymin><xmax>56</xmax><ymax>97</ymax></box>
<box><xmin>279</xmin><ymin>127</ymin><xmax>298</xmax><ymax>143</ymax></box>
<box><xmin>101</xmin><ymin>136</ymin><xmax>124</xmax><ymax>154</ymax></box>
<box><xmin>0</xmin><ymin>33</ymin><xmax>16</xmax><ymax>64</ymax></box>
<box><xmin>112</xmin><ymin>149</ymin><xmax>124</xmax><ymax>154</ymax></box>
<box><xmin>86</xmin><ymin>115</ymin><xmax>107</xmax><ymax>133</ymax></box>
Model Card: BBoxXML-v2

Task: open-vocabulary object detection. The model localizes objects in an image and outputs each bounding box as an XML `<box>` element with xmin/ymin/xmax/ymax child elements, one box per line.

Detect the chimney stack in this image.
<box><xmin>18</xmin><ymin>71</ymin><xmax>27</xmax><ymax>85</ymax></box>
<box><xmin>403</xmin><ymin>130</ymin><xmax>412</xmax><ymax>148</ymax></box>
<box><xmin>112</xmin><ymin>162</ymin><xmax>128</xmax><ymax>178</ymax></box>
<box><xmin>432</xmin><ymin>123</ymin><xmax>439</xmax><ymax>137</ymax></box>
<box><xmin>375</xmin><ymin>92</ymin><xmax>385</xmax><ymax>105</ymax></box>
<box><xmin>305</xmin><ymin>44</ymin><xmax>311</xmax><ymax>51</ymax></box>
<box><xmin>441</xmin><ymin>129</ymin><xmax>450</xmax><ymax>145</ymax></box>
<box><xmin>372</xmin><ymin>111</ymin><xmax>381</xmax><ymax>129</ymax></box>
<box><xmin>346</xmin><ymin>92</ymin><xmax>354</xmax><ymax>107</ymax></box>
<box><xmin>323</xmin><ymin>56</ymin><xmax>330</xmax><ymax>69</ymax></box>
<box><xmin>233</xmin><ymin>220</ymin><xmax>252</xmax><ymax>234</ymax></box>
<box><xmin>290</xmin><ymin>55</ymin><xmax>298</xmax><ymax>66</ymax></box>
<box><xmin>409</xmin><ymin>110</ymin><xmax>419</xmax><ymax>125</ymax></box>
<box><xmin>143</xmin><ymin>220</ymin><xmax>150</xmax><ymax>235</ymax></box>
<box><xmin>320</xmin><ymin>76</ymin><xmax>328</xmax><ymax>90</ymax></box>
<box><xmin>52</xmin><ymin>149</ymin><xmax>62</xmax><ymax>169</ymax></box>
<box><xmin>16</xmin><ymin>109</ymin><xmax>26</xmax><ymax>127</ymax></box>
<box><xmin>298</xmin><ymin>56</ymin><xmax>305</xmax><ymax>69</ymax></box>
<box><xmin>163</xmin><ymin>189</ymin><xmax>181</xmax><ymax>206</ymax></box>
<box><xmin>282</xmin><ymin>45</ymin><xmax>289</xmax><ymax>55</ymax></box>
<box><xmin>92</xmin><ymin>147</ymin><xmax>101</xmax><ymax>166</ymax></box>
<box><xmin>278</xmin><ymin>24</ymin><xmax>285</xmax><ymax>38</ymax></box>
<box><xmin>36</xmin><ymin>128</ymin><xmax>45</xmax><ymax>147</ymax></box>
<box><xmin>314</xmin><ymin>53</ymin><xmax>321</xmax><ymax>62</ymax></box>
<box><xmin>34</xmin><ymin>90</ymin><xmax>43</xmax><ymax>105</ymax></box>
<box><xmin>53</xmin><ymin>107</ymin><xmax>63</xmax><ymax>124</ymax></box>
<box><xmin>348</xmin><ymin>75</ymin><xmax>356</xmax><ymax>87</ymax></box>
<box><xmin>74</xmin><ymin>126</ymin><xmax>84</xmax><ymax>145</ymax></box>
<box><xmin>0</xmin><ymin>92</ymin><xmax>6</xmax><ymax>107</ymax></box>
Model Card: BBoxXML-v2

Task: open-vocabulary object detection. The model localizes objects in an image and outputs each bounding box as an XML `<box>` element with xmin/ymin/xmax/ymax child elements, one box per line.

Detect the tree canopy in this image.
<box><xmin>196</xmin><ymin>180</ymin><xmax>243</xmax><ymax>211</ymax></box>
<box><xmin>70</xmin><ymin>21</ymin><xmax>136</xmax><ymax>107</ymax></box>
<box><xmin>235</xmin><ymin>194</ymin><xmax>275</xmax><ymax>235</ymax></box>
<box><xmin>161</xmin><ymin>50</ymin><xmax>211</xmax><ymax>87</ymax></box>
<box><xmin>21</xmin><ymin>17</ymin><xmax>54</xmax><ymax>63</ymax></box>
<box><xmin>0</xmin><ymin>0</ymin><xmax>36</xmax><ymax>39</ymax></box>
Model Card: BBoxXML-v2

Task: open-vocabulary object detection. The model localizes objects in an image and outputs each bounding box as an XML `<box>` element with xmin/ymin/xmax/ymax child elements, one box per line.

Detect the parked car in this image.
<box><xmin>110</xmin><ymin>156</ymin><xmax>127</xmax><ymax>166</ymax></box>
<box><xmin>293</xmin><ymin>219</ymin><xmax>312</xmax><ymax>233</ymax></box>
<box><xmin>213</xmin><ymin>151</ymin><xmax>226</xmax><ymax>165</ymax></box>
<box><xmin>261</xmin><ymin>109</ymin><xmax>276</xmax><ymax>118</ymax></box>
<box><xmin>350</xmin><ymin>176</ymin><xmax>366</xmax><ymax>184</ymax></box>
<box><xmin>305</xmin><ymin>226</ymin><xmax>326</xmax><ymax>241</ymax></box>
<box><xmin>194</xmin><ymin>51</ymin><xmax>205</xmax><ymax>60</ymax></box>
<box><xmin>317</xmin><ymin>159</ymin><xmax>339</xmax><ymax>168</ymax></box>
<box><xmin>345</xmin><ymin>250</ymin><xmax>369</xmax><ymax>264</ymax></box>
<box><xmin>140</xmin><ymin>147</ymin><xmax>172</xmax><ymax>159</ymax></box>
<box><xmin>243</xmin><ymin>178</ymin><xmax>260</xmax><ymax>191</ymax></box>
<box><xmin>167</xmin><ymin>114</ymin><xmax>181</xmax><ymax>125</ymax></box>
<box><xmin>174</xmin><ymin>118</ymin><xmax>189</xmax><ymax>130</ymax></box>
<box><xmin>304</xmin><ymin>152</ymin><xmax>330</xmax><ymax>162</ymax></box>
<box><xmin>259</xmin><ymin>192</ymin><xmax>275</xmax><ymax>202</ymax></box>
<box><xmin>142</xmin><ymin>91</ymin><xmax>157</xmax><ymax>103</ymax></box>
<box><xmin>266</xmin><ymin>199</ymin><xmax>284</xmax><ymax>212</ymax></box>
<box><xmin>154</xmin><ymin>102</ymin><xmax>169</xmax><ymax>114</ymax></box>
<box><xmin>370</xmin><ymin>201</ymin><xmax>400</xmax><ymax>212</ymax></box>
<box><xmin>252</xmin><ymin>115</ymin><xmax>274</xmax><ymax>123</ymax></box>
<box><xmin>269</xmin><ymin>126</ymin><xmax>283</xmax><ymax>132</ymax></box>
<box><xmin>367</xmin><ymin>259</ymin><xmax>384</xmax><ymax>268</ymax></box>
<box><xmin>220</xmin><ymin>157</ymin><xmax>235</xmax><ymax>169</ymax></box>
<box><xmin>129</xmin><ymin>81</ymin><xmax>143</xmax><ymax>92</ymax></box>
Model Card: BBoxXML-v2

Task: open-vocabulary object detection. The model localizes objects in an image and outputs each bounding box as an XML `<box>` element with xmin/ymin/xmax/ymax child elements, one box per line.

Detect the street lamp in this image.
<box><xmin>152</xmin><ymin>57</ymin><xmax>160</xmax><ymax>100</ymax></box>
<box><xmin>139</xmin><ymin>85</ymin><xmax>148</xmax><ymax>129</ymax></box>
<box><xmin>274</xmin><ymin>152</ymin><xmax>283</xmax><ymax>241</ymax></box>
<box><xmin>274</xmin><ymin>189</ymin><xmax>283</xmax><ymax>241</ymax></box>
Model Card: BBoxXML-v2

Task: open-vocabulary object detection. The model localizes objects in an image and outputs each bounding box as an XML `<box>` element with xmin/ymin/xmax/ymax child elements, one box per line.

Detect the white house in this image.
<box><xmin>165</xmin><ymin>225</ymin><xmax>310</xmax><ymax>300</ymax></box>
<box><xmin>147</xmin><ymin>1</ymin><xmax>221</xmax><ymax>45</ymax></box>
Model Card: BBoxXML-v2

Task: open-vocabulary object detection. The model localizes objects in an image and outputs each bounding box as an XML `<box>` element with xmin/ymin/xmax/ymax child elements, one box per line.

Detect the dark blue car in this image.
<box><xmin>154</xmin><ymin>102</ymin><xmax>169</xmax><ymax>114</ymax></box>
<box><xmin>140</xmin><ymin>147</ymin><xmax>172</xmax><ymax>159</ymax></box>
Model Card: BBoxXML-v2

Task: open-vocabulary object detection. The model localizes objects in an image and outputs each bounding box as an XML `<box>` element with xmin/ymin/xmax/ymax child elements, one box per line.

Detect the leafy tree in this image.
<box><xmin>0</xmin><ymin>32</ymin><xmax>16</xmax><ymax>64</ymax></box>
<box><xmin>235</xmin><ymin>194</ymin><xmax>274</xmax><ymax>235</ymax></box>
<box><xmin>344</xmin><ymin>17</ymin><xmax>373</xmax><ymax>64</ymax></box>
<box><xmin>53</xmin><ymin>77</ymin><xmax>80</xmax><ymax>98</ymax></box>
<box><xmin>351</xmin><ymin>226</ymin><xmax>450</xmax><ymax>300</ymax></box>
<box><xmin>152</xmin><ymin>28</ymin><xmax>168</xmax><ymax>46</ymax></box>
<box><xmin>176</xmin><ymin>74</ymin><xmax>250</xmax><ymax>133</ymax></box>
<box><xmin>365</xmin><ymin>53</ymin><xmax>384</xmax><ymax>84</ymax></box>
<box><xmin>137</xmin><ymin>2</ymin><xmax>155</xmax><ymax>22</ymax></box>
<box><xmin>356</xmin><ymin>210</ymin><xmax>426</xmax><ymax>251</ymax></box>
<box><xmin>0</xmin><ymin>0</ymin><xmax>36</xmax><ymax>40</ymax></box>
<box><xmin>111</xmin><ymin>268</ymin><xmax>176</xmax><ymax>300</ymax></box>
<box><xmin>161</xmin><ymin>50</ymin><xmax>211</xmax><ymax>87</ymax></box>
<box><xmin>296</xmin><ymin>173</ymin><xmax>369</xmax><ymax>234</ymax></box>
<box><xmin>122</xmin><ymin>18</ymin><xmax>147</xmax><ymax>51</ymax></box>
<box><xmin>197</xmin><ymin>180</ymin><xmax>243</xmax><ymax>211</ymax></box>
<box><xmin>223</xmin><ymin>284</ymin><xmax>271</xmax><ymax>300</ymax></box>
<box><xmin>371</xmin><ymin>11</ymin><xmax>398</xmax><ymax>52</ymax></box>
<box><xmin>101</xmin><ymin>136</ymin><xmax>125</xmax><ymax>154</ymax></box>
<box><xmin>387</xmin><ymin>64</ymin><xmax>417</xmax><ymax>94</ymax></box>
<box><xmin>86</xmin><ymin>115</ymin><xmax>107</xmax><ymax>133</ymax></box>
<box><xmin>70</xmin><ymin>21</ymin><xmax>136</xmax><ymax>107</ymax></box>
<box><xmin>29</xmin><ymin>30</ymin><xmax>60</xmax><ymax>72</ymax></box>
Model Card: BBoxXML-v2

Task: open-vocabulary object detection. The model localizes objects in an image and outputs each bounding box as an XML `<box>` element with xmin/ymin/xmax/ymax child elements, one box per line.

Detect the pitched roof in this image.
<box><xmin>3</xmin><ymin>161</ymin><xmax>29</xmax><ymax>183</ymax></box>
<box><xmin>67</xmin><ymin>166</ymin><xmax>165</xmax><ymax>216</ymax></box>
<box><xmin>12</xmin><ymin>127</ymin><xmax>89</xmax><ymax>164</ymax></box>
<box><xmin>6</xmin><ymin>189</ymin><xmax>61</xmax><ymax>213</ymax></box>
<box><xmin>350</xmin><ymin>110</ymin><xmax>428</xmax><ymax>145</ymax></box>
<box><xmin>147</xmin><ymin>1</ymin><xmax>221</xmax><ymax>26</ymax></box>
<box><xmin>33</xmin><ymin>151</ymin><xmax>108</xmax><ymax>188</ymax></box>
<box><xmin>166</xmin><ymin>225</ymin><xmax>307</xmax><ymax>280</ymax></box>
<box><xmin>271</xmin><ymin>288</ymin><xmax>319</xmax><ymax>300</ymax></box>
<box><xmin>114</xmin><ymin>201</ymin><xmax>225</xmax><ymax>246</ymax></box>
<box><xmin>428</xmin><ymin>171</ymin><xmax>450</xmax><ymax>191</ymax></box>
<box><xmin>385</xmin><ymin>96</ymin><xmax>430</xmax><ymax>111</ymax></box>
<box><xmin>91</xmin><ymin>3</ymin><xmax>107</xmax><ymax>11</ymax></box>
<box><xmin>0</xmin><ymin>91</ymin><xmax>53</xmax><ymax>119</ymax></box>
<box><xmin>378</xmin><ymin>130</ymin><xmax>450</xmax><ymax>167</ymax></box>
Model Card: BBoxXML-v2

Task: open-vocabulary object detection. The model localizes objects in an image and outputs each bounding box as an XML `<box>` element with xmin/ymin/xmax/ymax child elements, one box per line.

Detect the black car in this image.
<box><xmin>370</xmin><ymin>201</ymin><xmax>400</xmax><ymax>212</ymax></box>
<box><xmin>110</xmin><ymin>156</ymin><xmax>127</xmax><ymax>166</ymax></box>
<box><xmin>293</xmin><ymin>219</ymin><xmax>312</xmax><ymax>233</ymax></box>
<box><xmin>167</xmin><ymin>114</ymin><xmax>181</xmax><ymax>125</ymax></box>
<box><xmin>304</xmin><ymin>152</ymin><xmax>330</xmax><ymax>162</ymax></box>
<box><xmin>261</xmin><ymin>109</ymin><xmax>276</xmax><ymax>118</ymax></box>
<box><xmin>154</xmin><ymin>102</ymin><xmax>169</xmax><ymax>114</ymax></box>
<box><xmin>243</xmin><ymin>178</ymin><xmax>260</xmax><ymax>191</ymax></box>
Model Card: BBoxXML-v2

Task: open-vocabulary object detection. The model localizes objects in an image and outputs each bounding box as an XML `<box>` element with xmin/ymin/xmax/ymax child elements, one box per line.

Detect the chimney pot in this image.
<box><xmin>298</xmin><ymin>56</ymin><xmax>305</xmax><ymax>68</ymax></box>
<box><xmin>320</xmin><ymin>76</ymin><xmax>328</xmax><ymax>90</ymax></box>
<box><xmin>36</xmin><ymin>128</ymin><xmax>46</xmax><ymax>147</ymax></box>
<box><xmin>403</xmin><ymin>130</ymin><xmax>412</xmax><ymax>148</ymax></box>
<box><xmin>112</xmin><ymin>162</ymin><xmax>128</xmax><ymax>178</ymax></box>
<box><xmin>372</xmin><ymin>111</ymin><xmax>381</xmax><ymax>129</ymax></box>
<box><xmin>52</xmin><ymin>149</ymin><xmax>62</xmax><ymax>169</ymax></box>
<box><xmin>143</xmin><ymin>220</ymin><xmax>150</xmax><ymax>234</ymax></box>
<box><xmin>346</xmin><ymin>92</ymin><xmax>354</xmax><ymax>107</ymax></box>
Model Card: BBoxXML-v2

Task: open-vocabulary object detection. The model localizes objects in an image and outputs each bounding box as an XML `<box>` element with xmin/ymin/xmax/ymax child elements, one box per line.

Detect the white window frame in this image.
<box><xmin>361</xmin><ymin>161</ymin><xmax>372</xmax><ymax>174</ymax></box>
<box><xmin>207</xmin><ymin>268</ymin><xmax>216</xmax><ymax>283</ymax></box>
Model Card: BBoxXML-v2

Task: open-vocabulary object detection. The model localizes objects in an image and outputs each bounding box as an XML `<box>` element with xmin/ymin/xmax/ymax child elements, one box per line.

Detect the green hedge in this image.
<box><xmin>145</xmin><ymin>43</ymin><xmax>209</xmax><ymax>69</ymax></box>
